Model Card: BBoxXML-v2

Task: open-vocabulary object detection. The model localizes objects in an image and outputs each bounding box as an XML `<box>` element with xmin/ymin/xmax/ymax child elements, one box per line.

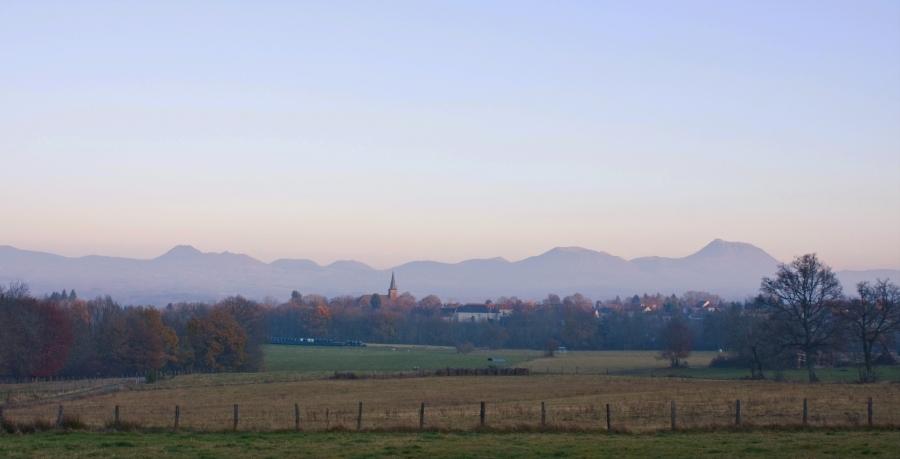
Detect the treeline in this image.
<box><xmin>266</xmin><ymin>290</ymin><xmax>739</xmax><ymax>352</ymax></box>
<box><xmin>0</xmin><ymin>286</ymin><xmax>266</xmax><ymax>379</ymax></box>
<box><xmin>1</xmin><ymin>254</ymin><xmax>897</xmax><ymax>382</ymax></box>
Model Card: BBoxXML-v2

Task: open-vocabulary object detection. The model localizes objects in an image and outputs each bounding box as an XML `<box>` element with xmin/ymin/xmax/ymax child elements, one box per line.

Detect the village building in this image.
<box><xmin>451</xmin><ymin>304</ymin><xmax>500</xmax><ymax>322</ymax></box>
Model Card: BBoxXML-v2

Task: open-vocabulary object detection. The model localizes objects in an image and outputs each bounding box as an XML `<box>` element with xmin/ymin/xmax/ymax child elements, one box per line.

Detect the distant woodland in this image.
<box><xmin>1</xmin><ymin>254</ymin><xmax>898</xmax><ymax>383</ymax></box>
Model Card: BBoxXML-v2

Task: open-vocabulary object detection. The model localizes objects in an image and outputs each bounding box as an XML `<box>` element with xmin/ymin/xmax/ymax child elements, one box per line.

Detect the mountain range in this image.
<box><xmin>0</xmin><ymin>240</ymin><xmax>896</xmax><ymax>306</ymax></box>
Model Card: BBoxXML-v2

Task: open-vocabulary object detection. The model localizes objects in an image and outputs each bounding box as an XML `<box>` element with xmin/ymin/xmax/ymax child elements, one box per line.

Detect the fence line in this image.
<box><xmin>2</xmin><ymin>397</ymin><xmax>896</xmax><ymax>433</ymax></box>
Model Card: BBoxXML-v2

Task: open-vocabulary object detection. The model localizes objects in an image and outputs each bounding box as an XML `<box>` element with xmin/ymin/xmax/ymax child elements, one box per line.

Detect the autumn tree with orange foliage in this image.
<box><xmin>188</xmin><ymin>308</ymin><xmax>248</xmax><ymax>372</ymax></box>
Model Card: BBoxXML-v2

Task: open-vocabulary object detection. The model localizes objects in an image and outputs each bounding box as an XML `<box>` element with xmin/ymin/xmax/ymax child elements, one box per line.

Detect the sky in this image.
<box><xmin>1</xmin><ymin>0</ymin><xmax>899</xmax><ymax>270</ymax></box>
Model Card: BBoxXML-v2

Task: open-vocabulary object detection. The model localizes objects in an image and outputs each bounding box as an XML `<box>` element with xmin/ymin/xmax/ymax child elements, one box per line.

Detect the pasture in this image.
<box><xmin>264</xmin><ymin>344</ymin><xmax>540</xmax><ymax>374</ymax></box>
<box><xmin>4</xmin><ymin>373</ymin><xmax>900</xmax><ymax>432</ymax></box>
<box><xmin>263</xmin><ymin>345</ymin><xmax>900</xmax><ymax>383</ymax></box>
<box><xmin>3</xmin><ymin>346</ymin><xmax>900</xmax><ymax>436</ymax></box>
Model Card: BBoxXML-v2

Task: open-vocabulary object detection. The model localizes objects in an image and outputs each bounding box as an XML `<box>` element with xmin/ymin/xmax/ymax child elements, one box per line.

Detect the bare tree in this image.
<box><xmin>837</xmin><ymin>280</ymin><xmax>900</xmax><ymax>382</ymax></box>
<box><xmin>725</xmin><ymin>306</ymin><xmax>780</xmax><ymax>379</ymax></box>
<box><xmin>760</xmin><ymin>254</ymin><xmax>843</xmax><ymax>382</ymax></box>
<box><xmin>544</xmin><ymin>338</ymin><xmax>559</xmax><ymax>357</ymax></box>
<box><xmin>659</xmin><ymin>316</ymin><xmax>693</xmax><ymax>368</ymax></box>
<box><xmin>0</xmin><ymin>281</ymin><xmax>30</xmax><ymax>299</ymax></box>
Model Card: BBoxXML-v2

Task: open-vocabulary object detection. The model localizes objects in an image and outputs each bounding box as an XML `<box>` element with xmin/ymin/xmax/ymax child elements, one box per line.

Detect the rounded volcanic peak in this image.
<box><xmin>270</xmin><ymin>258</ymin><xmax>321</xmax><ymax>270</ymax></box>
<box><xmin>458</xmin><ymin>256</ymin><xmax>510</xmax><ymax>266</ymax></box>
<box><xmin>156</xmin><ymin>244</ymin><xmax>203</xmax><ymax>260</ymax></box>
<box><xmin>689</xmin><ymin>239</ymin><xmax>775</xmax><ymax>261</ymax></box>
<box><xmin>154</xmin><ymin>245</ymin><xmax>263</xmax><ymax>267</ymax></box>
<box><xmin>326</xmin><ymin>260</ymin><xmax>373</xmax><ymax>271</ymax></box>
<box><xmin>527</xmin><ymin>246</ymin><xmax>625</xmax><ymax>263</ymax></box>
<box><xmin>517</xmin><ymin>246</ymin><xmax>631</xmax><ymax>277</ymax></box>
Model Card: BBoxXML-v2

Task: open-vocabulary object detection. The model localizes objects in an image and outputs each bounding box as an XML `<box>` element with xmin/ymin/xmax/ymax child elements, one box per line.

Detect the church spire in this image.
<box><xmin>388</xmin><ymin>272</ymin><xmax>398</xmax><ymax>300</ymax></box>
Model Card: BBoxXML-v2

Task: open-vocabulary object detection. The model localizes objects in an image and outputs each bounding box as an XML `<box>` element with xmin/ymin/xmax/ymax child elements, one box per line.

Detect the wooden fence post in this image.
<box><xmin>670</xmin><ymin>401</ymin><xmax>676</xmax><ymax>431</ymax></box>
<box><xmin>174</xmin><ymin>405</ymin><xmax>180</xmax><ymax>430</ymax></box>
<box><xmin>56</xmin><ymin>405</ymin><xmax>64</xmax><ymax>427</ymax></box>
<box><xmin>419</xmin><ymin>402</ymin><xmax>425</xmax><ymax>430</ymax></box>
<box><xmin>606</xmin><ymin>403</ymin><xmax>611</xmax><ymax>432</ymax></box>
<box><xmin>233</xmin><ymin>404</ymin><xmax>239</xmax><ymax>431</ymax></box>
<box><xmin>867</xmin><ymin>397</ymin><xmax>873</xmax><ymax>427</ymax></box>
<box><xmin>735</xmin><ymin>400</ymin><xmax>741</xmax><ymax>426</ymax></box>
<box><xmin>114</xmin><ymin>405</ymin><xmax>120</xmax><ymax>427</ymax></box>
<box><xmin>480</xmin><ymin>401</ymin><xmax>486</xmax><ymax>428</ymax></box>
<box><xmin>356</xmin><ymin>402</ymin><xmax>363</xmax><ymax>431</ymax></box>
<box><xmin>294</xmin><ymin>403</ymin><xmax>301</xmax><ymax>431</ymax></box>
<box><xmin>541</xmin><ymin>401</ymin><xmax>546</xmax><ymax>427</ymax></box>
<box><xmin>803</xmin><ymin>398</ymin><xmax>809</xmax><ymax>426</ymax></box>
<box><xmin>802</xmin><ymin>399</ymin><xmax>808</xmax><ymax>426</ymax></box>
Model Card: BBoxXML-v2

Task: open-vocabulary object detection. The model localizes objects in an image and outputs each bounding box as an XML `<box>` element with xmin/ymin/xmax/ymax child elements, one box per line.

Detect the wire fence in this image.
<box><xmin>3</xmin><ymin>396</ymin><xmax>897</xmax><ymax>433</ymax></box>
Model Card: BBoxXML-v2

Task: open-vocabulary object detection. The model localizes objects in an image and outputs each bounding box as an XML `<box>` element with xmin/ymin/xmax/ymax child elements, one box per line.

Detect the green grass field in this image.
<box><xmin>622</xmin><ymin>365</ymin><xmax>900</xmax><ymax>383</ymax></box>
<box><xmin>2</xmin><ymin>430</ymin><xmax>898</xmax><ymax>458</ymax></box>
<box><xmin>264</xmin><ymin>345</ymin><xmax>900</xmax><ymax>382</ymax></box>
<box><xmin>264</xmin><ymin>344</ymin><xmax>540</xmax><ymax>374</ymax></box>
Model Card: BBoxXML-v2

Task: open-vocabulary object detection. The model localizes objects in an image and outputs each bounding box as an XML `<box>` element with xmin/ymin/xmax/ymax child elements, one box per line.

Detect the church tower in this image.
<box><xmin>388</xmin><ymin>272</ymin><xmax>399</xmax><ymax>300</ymax></box>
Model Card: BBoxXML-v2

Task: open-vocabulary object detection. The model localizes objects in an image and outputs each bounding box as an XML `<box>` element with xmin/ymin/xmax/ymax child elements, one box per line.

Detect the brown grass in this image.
<box><xmin>3</xmin><ymin>374</ymin><xmax>899</xmax><ymax>432</ymax></box>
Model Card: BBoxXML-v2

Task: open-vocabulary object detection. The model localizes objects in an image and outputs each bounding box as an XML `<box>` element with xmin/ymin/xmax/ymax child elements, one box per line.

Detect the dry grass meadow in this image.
<box><xmin>4</xmin><ymin>347</ymin><xmax>900</xmax><ymax>434</ymax></box>
<box><xmin>4</xmin><ymin>373</ymin><xmax>899</xmax><ymax>432</ymax></box>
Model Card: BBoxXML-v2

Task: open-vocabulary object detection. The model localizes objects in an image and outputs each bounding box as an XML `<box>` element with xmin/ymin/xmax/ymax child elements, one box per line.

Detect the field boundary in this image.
<box><xmin>2</xmin><ymin>421</ymin><xmax>900</xmax><ymax>435</ymax></box>
<box><xmin>3</xmin><ymin>396</ymin><xmax>895</xmax><ymax>434</ymax></box>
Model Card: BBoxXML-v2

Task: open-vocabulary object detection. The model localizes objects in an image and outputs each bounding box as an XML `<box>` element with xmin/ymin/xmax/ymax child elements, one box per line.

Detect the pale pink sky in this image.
<box><xmin>2</xmin><ymin>1</ymin><xmax>899</xmax><ymax>270</ymax></box>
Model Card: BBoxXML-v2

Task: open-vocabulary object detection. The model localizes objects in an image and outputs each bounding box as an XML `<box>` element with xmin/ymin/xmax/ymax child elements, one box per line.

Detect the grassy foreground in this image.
<box><xmin>1</xmin><ymin>430</ymin><xmax>898</xmax><ymax>458</ymax></box>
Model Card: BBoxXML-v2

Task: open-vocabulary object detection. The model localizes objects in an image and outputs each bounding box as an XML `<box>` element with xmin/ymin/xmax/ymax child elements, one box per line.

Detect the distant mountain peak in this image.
<box><xmin>157</xmin><ymin>245</ymin><xmax>203</xmax><ymax>260</ymax></box>
<box><xmin>687</xmin><ymin>239</ymin><xmax>778</xmax><ymax>265</ymax></box>
<box><xmin>326</xmin><ymin>260</ymin><xmax>373</xmax><ymax>271</ymax></box>
<box><xmin>538</xmin><ymin>246</ymin><xmax>618</xmax><ymax>259</ymax></box>
<box><xmin>270</xmin><ymin>258</ymin><xmax>321</xmax><ymax>270</ymax></box>
<box><xmin>549</xmin><ymin>246</ymin><xmax>591</xmax><ymax>253</ymax></box>
<box><xmin>697</xmin><ymin>238</ymin><xmax>760</xmax><ymax>253</ymax></box>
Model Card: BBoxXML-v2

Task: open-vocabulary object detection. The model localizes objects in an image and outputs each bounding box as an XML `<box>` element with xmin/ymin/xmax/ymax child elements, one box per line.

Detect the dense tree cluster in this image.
<box><xmin>0</xmin><ymin>283</ymin><xmax>265</xmax><ymax>379</ymax></box>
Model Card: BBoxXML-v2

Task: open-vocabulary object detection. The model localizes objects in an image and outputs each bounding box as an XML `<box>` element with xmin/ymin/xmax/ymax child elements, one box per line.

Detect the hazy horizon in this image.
<box><xmin>3</xmin><ymin>238</ymin><xmax>899</xmax><ymax>272</ymax></box>
<box><xmin>2</xmin><ymin>1</ymin><xmax>898</xmax><ymax>270</ymax></box>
